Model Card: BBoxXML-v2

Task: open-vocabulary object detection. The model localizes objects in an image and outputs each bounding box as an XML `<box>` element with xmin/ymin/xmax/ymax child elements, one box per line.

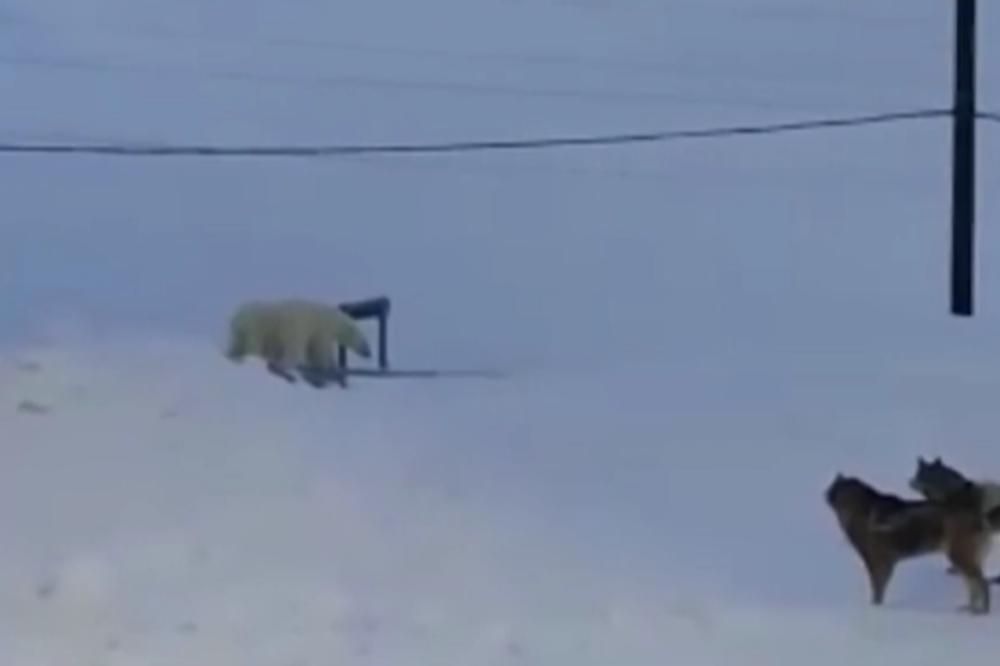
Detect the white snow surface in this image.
<box><xmin>5</xmin><ymin>336</ymin><xmax>1000</xmax><ymax>665</ymax></box>
<box><xmin>4</xmin><ymin>0</ymin><xmax>1000</xmax><ymax>663</ymax></box>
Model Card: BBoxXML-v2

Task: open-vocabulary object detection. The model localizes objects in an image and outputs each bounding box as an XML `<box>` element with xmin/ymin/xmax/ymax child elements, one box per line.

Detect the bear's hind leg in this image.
<box><xmin>266</xmin><ymin>361</ymin><xmax>298</xmax><ymax>384</ymax></box>
<box><xmin>302</xmin><ymin>335</ymin><xmax>347</xmax><ymax>389</ymax></box>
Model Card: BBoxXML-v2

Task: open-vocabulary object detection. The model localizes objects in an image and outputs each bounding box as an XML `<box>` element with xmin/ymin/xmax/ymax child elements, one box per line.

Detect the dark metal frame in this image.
<box><xmin>337</xmin><ymin>296</ymin><xmax>391</xmax><ymax>370</ymax></box>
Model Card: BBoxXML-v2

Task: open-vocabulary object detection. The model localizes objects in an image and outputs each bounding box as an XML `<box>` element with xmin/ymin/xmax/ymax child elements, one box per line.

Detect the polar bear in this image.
<box><xmin>225</xmin><ymin>299</ymin><xmax>372</xmax><ymax>388</ymax></box>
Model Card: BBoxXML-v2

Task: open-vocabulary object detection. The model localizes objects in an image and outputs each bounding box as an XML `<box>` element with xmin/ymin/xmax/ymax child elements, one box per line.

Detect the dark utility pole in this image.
<box><xmin>951</xmin><ymin>0</ymin><xmax>976</xmax><ymax>316</ymax></box>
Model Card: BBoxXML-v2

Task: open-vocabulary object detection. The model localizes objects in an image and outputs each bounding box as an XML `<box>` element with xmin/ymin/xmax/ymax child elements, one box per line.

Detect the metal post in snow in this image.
<box><xmin>951</xmin><ymin>0</ymin><xmax>976</xmax><ymax>316</ymax></box>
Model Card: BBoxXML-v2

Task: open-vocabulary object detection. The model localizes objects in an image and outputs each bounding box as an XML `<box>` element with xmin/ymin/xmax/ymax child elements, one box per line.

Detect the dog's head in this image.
<box><xmin>909</xmin><ymin>456</ymin><xmax>969</xmax><ymax>501</ymax></box>
<box><xmin>825</xmin><ymin>473</ymin><xmax>876</xmax><ymax>512</ymax></box>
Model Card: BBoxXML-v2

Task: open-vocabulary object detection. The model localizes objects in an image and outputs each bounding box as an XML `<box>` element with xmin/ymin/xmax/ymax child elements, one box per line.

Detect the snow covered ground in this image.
<box><xmin>3</xmin><ymin>0</ymin><xmax>1000</xmax><ymax>663</ymax></box>
<box><xmin>6</xmin><ymin>336</ymin><xmax>1000</xmax><ymax>665</ymax></box>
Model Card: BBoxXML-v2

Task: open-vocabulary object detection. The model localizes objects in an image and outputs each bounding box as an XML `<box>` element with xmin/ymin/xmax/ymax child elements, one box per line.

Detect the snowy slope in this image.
<box><xmin>3</xmin><ymin>0</ymin><xmax>1000</xmax><ymax>664</ymax></box>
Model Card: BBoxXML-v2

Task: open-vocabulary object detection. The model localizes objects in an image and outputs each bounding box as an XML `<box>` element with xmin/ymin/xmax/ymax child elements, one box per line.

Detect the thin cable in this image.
<box><xmin>977</xmin><ymin>111</ymin><xmax>1000</xmax><ymax>123</ymax></box>
<box><xmin>0</xmin><ymin>108</ymin><xmax>950</xmax><ymax>159</ymax></box>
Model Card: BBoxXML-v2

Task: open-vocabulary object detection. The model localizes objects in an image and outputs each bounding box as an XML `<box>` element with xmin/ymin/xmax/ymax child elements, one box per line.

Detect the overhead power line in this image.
<box><xmin>977</xmin><ymin>110</ymin><xmax>1000</xmax><ymax>123</ymax></box>
<box><xmin>0</xmin><ymin>108</ymin><xmax>949</xmax><ymax>159</ymax></box>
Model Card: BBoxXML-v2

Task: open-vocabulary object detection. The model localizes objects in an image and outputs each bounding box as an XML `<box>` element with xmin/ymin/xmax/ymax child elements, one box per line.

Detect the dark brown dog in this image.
<box><xmin>826</xmin><ymin>473</ymin><xmax>990</xmax><ymax>614</ymax></box>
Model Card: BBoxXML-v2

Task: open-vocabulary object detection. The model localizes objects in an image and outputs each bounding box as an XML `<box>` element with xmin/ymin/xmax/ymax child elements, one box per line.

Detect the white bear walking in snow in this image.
<box><xmin>225</xmin><ymin>299</ymin><xmax>372</xmax><ymax>388</ymax></box>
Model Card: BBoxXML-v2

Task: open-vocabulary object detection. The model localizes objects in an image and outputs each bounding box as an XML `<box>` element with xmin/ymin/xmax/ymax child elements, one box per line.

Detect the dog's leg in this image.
<box><xmin>957</xmin><ymin>573</ymin><xmax>990</xmax><ymax>614</ymax></box>
<box><xmin>949</xmin><ymin>543</ymin><xmax>990</xmax><ymax>614</ymax></box>
<box><xmin>975</xmin><ymin>531</ymin><xmax>998</xmax><ymax>587</ymax></box>
<box><xmin>863</xmin><ymin>553</ymin><xmax>895</xmax><ymax>606</ymax></box>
